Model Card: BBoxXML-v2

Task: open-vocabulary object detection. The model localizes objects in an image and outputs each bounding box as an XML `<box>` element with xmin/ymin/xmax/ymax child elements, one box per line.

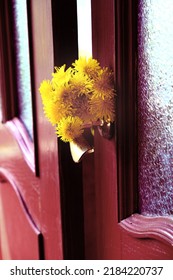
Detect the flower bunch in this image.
<box><xmin>39</xmin><ymin>57</ymin><xmax>115</xmax><ymax>142</ymax></box>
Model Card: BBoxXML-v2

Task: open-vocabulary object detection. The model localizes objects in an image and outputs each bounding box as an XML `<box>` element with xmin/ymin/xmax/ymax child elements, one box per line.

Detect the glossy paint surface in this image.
<box><xmin>1</xmin><ymin>0</ymin><xmax>173</xmax><ymax>260</ymax></box>
<box><xmin>83</xmin><ymin>0</ymin><xmax>173</xmax><ymax>260</ymax></box>
<box><xmin>0</xmin><ymin>0</ymin><xmax>63</xmax><ymax>260</ymax></box>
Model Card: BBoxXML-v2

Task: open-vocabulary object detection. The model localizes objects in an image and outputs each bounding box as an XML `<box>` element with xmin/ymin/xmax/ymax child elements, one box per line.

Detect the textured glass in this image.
<box><xmin>14</xmin><ymin>0</ymin><xmax>33</xmax><ymax>139</ymax></box>
<box><xmin>138</xmin><ymin>0</ymin><xmax>173</xmax><ymax>215</ymax></box>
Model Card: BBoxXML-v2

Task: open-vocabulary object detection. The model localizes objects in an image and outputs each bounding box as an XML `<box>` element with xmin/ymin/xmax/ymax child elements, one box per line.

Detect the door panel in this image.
<box><xmin>121</xmin><ymin>228</ymin><xmax>173</xmax><ymax>260</ymax></box>
<box><xmin>6</xmin><ymin>118</ymin><xmax>35</xmax><ymax>173</ymax></box>
<box><xmin>0</xmin><ymin>0</ymin><xmax>63</xmax><ymax>260</ymax></box>
<box><xmin>82</xmin><ymin>0</ymin><xmax>173</xmax><ymax>260</ymax></box>
<box><xmin>0</xmin><ymin>173</ymin><xmax>41</xmax><ymax>260</ymax></box>
<box><xmin>83</xmin><ymin>0</ymin><xmax>122</xmax><ymax>259</ymax></box>
<box><xmin>0</xmin><ymin>114</ymin><xmax>42</xmax><ymax>259</ymax></box>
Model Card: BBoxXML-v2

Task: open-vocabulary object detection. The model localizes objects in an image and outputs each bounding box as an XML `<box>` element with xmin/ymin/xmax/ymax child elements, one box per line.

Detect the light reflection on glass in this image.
<box><xmin>138</xmin><ymin>0</ymin><xmax>173</xmax><ymax>215</ymax></box>
<box><xmin>14</xmin><ymin>0</ymin><xmax>33</xmax><ymax>139</ymax></box>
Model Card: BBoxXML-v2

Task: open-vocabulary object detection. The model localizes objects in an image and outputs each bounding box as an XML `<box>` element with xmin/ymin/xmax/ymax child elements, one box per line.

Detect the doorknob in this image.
<box><xmin>69</xmin><ymin>137</ymin><xmax>94</xmax><ymax>163</ymax></box>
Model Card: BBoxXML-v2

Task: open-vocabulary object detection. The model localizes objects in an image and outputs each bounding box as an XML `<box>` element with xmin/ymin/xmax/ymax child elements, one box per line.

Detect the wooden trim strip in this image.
<box><xmin>5</xmin><ymin>117</ymin><xmax>35</xmax><ymax>173</ymax></box>
<box><xmin>115</xmin><ymin>0</ymin><xmax>138</xmax><ymax>221</ymax></box>
<box><xmin>120</xmin><ymin>213</ymin><xmax>173</xmax><ymax>246</ymax></box>
<box><xmin>0</xmin><ymin>0</ymin><xmax>18</xmax><ymax>121</ymax></box>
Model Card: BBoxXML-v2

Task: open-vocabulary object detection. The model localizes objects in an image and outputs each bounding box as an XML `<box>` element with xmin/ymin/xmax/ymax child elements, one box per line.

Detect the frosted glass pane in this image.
<box><xmin>14</xmin><ymin>0</ymin><xmax>33</xmax><ymax>139</ymax></box>
<box><xmin>138</xmin><ymin>0</ymin><xmax>173</xmax><ymax>215</ymax></box>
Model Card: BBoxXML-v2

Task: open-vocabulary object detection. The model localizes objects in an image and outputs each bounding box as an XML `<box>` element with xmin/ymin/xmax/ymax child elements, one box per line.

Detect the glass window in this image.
<box><xmin>138</xmin><ymin>0</ymin><xmax>173</xmax><ymax>215</ymax></box>
<box><xmin>13</xmin><ymin>0</ymin><xmax>33</xmax><ymax>139</ymax></box>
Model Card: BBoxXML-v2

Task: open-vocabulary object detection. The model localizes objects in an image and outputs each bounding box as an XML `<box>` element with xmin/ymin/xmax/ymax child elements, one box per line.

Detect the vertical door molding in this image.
<box><xmin>0</xmin><ymin>0</ymin><xmax>18</xmax><ymax>122</ymax></box>
<box><xmin>91</xmin><ymin>0</ymin><xmax>121</xmax><ymax>259</ymax></box>
<box><xmin>115</xmin><ymin>0</ymin><xmax>138</xmax><ymax>221</ymax></box>
<box><xmin>28</xmin><ymin>0</ymin><xmax>64</xmax><ymax>259</ymax></box>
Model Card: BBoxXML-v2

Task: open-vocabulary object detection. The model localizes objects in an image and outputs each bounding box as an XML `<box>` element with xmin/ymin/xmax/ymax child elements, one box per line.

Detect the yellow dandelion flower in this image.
<box><xmin>72</xmin><ymin>57</ymin><xmax>101</xmax><ymax>79</ymax></box>
<box><xmin>70</xmin><ymin>71</ymin><xmax>92</xmax><ymax>96</ymax></box>
<box><xmin>90</xmin><ymin>96</ymin><xmax>115</xmax><ymax>122</ymax></box>
<box><xmin>92</xmin><ymin>67</ymin><xmax>115</xmax><ymax>99</ymax></box>
<box><xmin>70</xmin><ymin>72</ymin><xmax>92</xmax><ymax>92</ymax></box>
<box><xmin>52</xmin><ymin>64</ymin><xmax>72</xmax><ymax>88</ymax></box>
<box><xmin>53</xmin><ymin>84</ymin><xmax>72</xmax><ymax>104</ymax></box>
<box><xmin>43</xmin><ymin>99</ymin><xmax>72</xmax><ymax>125</ymax></box>
<box><xmin>71</xmin><ymin>95</ymin><xmax>92</xmax><ymax>123</ymax></box>
<box><xmin>39</xmin><ymin>56</ymin><xmax>116</xmax><ymax>142</ymax></box>
<box><xmin>56</xmin><ymin>116</ymin><xmax>84</xmax><ymax>142</ymax></box>
<box><xmin>39</xmin><ymin>80</ymin><xmax>53</xmax><ymax>104</ymax></box>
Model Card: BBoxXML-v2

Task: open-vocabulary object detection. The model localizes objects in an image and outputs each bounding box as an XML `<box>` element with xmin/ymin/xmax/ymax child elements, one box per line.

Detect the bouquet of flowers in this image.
<box><xmin>39</xmin><ymin>57</ymin><xmax>115</xmax><ymax>143</ymax></box>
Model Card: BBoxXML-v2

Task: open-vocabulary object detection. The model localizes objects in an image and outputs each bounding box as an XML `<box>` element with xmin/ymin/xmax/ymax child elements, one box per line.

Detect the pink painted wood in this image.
<box><xmin>6</xmin><ymin>118</ymin><xmax>35</xmax><ymax>173</ymax></box>
<box><xmin>83</xmin><ymin>0</ymin><xmax>173</xmax><ymax>260</ymax></box>
<box><xmin>0</xmin><ymin>171</ymin><xmax>40</xmax><ymax>259</ymax></box>
<box><xmin>0</xmin><ymin>0</ymin><xmax>63</xmax><ymax>260</ymax></box>
<box><xmin>120</xmin><ymin>214</ymin><xmax>173</xmax><ymax>246</ymax></box>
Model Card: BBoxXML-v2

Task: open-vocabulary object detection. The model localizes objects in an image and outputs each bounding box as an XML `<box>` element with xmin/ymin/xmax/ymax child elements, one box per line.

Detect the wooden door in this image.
<box><xmin>1</xmin><ymin>0</ymin><xmax>173</xmax><ymax>261</ymax></box>
<box><xmin>83</xmin><ymin>0</ymin><xmax>173</xmax><ymax>260</ymax></box>
<box><xmin>0</xmin><ymin>0</ymin><xmax>63</xmax><ymax>260</ymax></box>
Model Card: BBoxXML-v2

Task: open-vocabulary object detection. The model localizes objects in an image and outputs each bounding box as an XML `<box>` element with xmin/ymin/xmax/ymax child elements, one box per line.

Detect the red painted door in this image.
<box><xmin>83</xmin><ymin>0</ymin><xmax>173</xmax><ymax>260</ymax></box>
<box><xmin>0</xmin><ymin>0</ymin><xmax>63</xmax><ymax>260</ymax></box>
